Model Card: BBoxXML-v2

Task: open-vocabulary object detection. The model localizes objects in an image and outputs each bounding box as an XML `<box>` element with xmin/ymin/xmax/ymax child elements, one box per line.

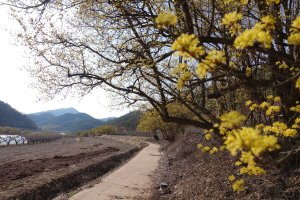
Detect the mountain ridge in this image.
<box><xmin>30</xmin><ymin>107</ymin><xmax>80</xmax><ymax>116</ymax></box>
<box><xmin>28</xmin><ymin>108</ymin><xmax>140</xmax><ymax>133</ymax></box>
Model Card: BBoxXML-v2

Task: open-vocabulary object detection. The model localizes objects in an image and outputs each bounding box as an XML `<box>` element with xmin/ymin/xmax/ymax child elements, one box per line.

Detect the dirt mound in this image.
<box><xmin>150</xmin><ymin>133</ymin><xmax>300</xmax><ymax>200</ymax></box>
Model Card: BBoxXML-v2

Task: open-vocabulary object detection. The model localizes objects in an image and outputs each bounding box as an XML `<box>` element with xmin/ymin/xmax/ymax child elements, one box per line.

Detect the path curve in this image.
<box><xmin>70</xmin><ymin>143</ymin><xmax>160</xmax><ymax>200</ymax></box>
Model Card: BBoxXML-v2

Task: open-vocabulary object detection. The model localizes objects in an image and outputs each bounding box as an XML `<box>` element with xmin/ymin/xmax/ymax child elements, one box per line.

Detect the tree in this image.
<box><xmin>3</xmin><ymin>0</ymin><xmax>300</xmax><ymax>192</ymax></box>
<box><xmin>138</xmin><ymin>102</ymin><xmax>191</xmax><ymax>141</ymax></box>
<box><xmin>78</xmin><ymin>125</ymin><xmax>117</xmax><ymax>136</ymax></box>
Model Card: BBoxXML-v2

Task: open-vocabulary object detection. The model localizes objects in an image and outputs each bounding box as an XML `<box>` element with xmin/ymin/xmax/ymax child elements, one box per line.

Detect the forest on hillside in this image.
<box><xmin>0</xmin><ymin>101</ymin><xmax>36</xmax><ymax>129</ymax></box>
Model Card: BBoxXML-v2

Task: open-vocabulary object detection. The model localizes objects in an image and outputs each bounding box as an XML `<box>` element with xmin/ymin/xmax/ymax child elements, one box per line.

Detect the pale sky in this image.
<box><xmin>0</xmin><ymin>7</ymin><xmax>128</xmax><ymax>119</ymax></box>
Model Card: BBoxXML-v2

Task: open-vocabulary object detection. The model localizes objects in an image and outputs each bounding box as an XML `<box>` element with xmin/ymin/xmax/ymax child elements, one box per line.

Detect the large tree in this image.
<box><xmin>2</xmin><ymin>0</ymin><xmax>300</xmax><ymax>191</ymax></box>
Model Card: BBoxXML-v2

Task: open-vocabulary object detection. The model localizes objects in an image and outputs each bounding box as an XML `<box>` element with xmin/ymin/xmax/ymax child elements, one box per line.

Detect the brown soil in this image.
<box><xmin>0</xmin><ymin>136</ymin><xmax>141</xmax><ymax>200</ymax></box>
<box><xmin>149</xmin><ymin>133</ymin><xmax>300</xmax><ymax>200</ymax></box>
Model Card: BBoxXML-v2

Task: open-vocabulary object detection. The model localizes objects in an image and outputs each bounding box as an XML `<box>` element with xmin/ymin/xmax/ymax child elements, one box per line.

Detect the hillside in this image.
<box><xmin>104</xmin><ymin>111</ymin><xmax>141</xmax><ymax>130</ymax></box>
<box><xmin>0</xmin><ymin>101</ymin><xmax>37</xmax><ymax>129</ymax></box>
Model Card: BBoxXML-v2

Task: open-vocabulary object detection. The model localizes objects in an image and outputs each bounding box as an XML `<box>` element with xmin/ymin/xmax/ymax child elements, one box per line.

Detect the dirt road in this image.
<box><xmin>70</xmin><ymin>143</ymin><xmax>161</xmax><ymax>200</ymax></box>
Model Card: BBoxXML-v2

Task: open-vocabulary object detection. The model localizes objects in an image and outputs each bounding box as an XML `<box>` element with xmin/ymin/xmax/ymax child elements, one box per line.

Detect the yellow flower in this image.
<box><xmin>209</xmin><ymin>147</ymin><xmax>219</xmax><ymax>154</ymax></box>
<box><xmin>290</xmin><ymin>16</ymin><xmax>300</xmax><ymax>33</ymax></box>
<box><xmin>206</xmin><ymin>50</ymin><xmax>226</xmax><ymax>66</ymax></box>
<box><xmin>261</xmin><ymin>16</ymin><xmax>276</xmax><ymax>30</ymax></box>
<box><xmin>274</xmin><ymin>96</ymin><xmax>281</xmax><ymax>102</ymax></box>
<box><xmin>257</xmin><ymin>31</ymin><xmax>273</xmax><ymax>48</ymax></box>
<box><xmin>220</xmin><ymin>111</ymin><xmax>247</xmax><ymax>129</ymax></box>
<box><xmin>276</xmin><ymin>61</ymin><xmax>289</xmax><ymax>69</ymax></box>
<box><xmin>205</xmin><ymin>133</ymin><xmax>212</xmax><ymax>140</ymax></box>
<box><xmin>196</xmin><ymin>62</ymin><xmax>209</xmax><ymax>79</ymax></box>
<box><xmin>234</xmin><ymin>29</ymin><xmax>257</xmax><ymax>49</ymax></box>
<box><xmin>296</xmin><ymin>77</ymin><xmax>300</xmax><ymax>89</ymax></box>
<box><xmin>202</xmin><ymin>146</ymin><xmax>211</xmax><ymax>152</ymax></box>
<box><xmin>283</xmin><ymin>129</ymin><xmax>298</xmax><ymax>137</ymax></box>
<box><xmin>260</xmin><ymin>102</ymin><xmax>270</xmax><ymax>109</ymax></box>
<box><xmin>249</xmin><ymin>103</ymin><xmax>258</xmax><ymax>111</ymax></box>
<box><xmin>228</xmin><ymin>175</ymin><xmax>236</xmax><ymax>181</ymax></box>
<box><xmin>224</xmin><ymin>0</ymin><xmax>248</xmax><ymax>5</ymax></box>
<box><xmin>288</xmin><ymin>34</ymin><xmax>300</xmax><ymax>45</ymax></box>
<box><xmin>290</xmin><ymin>105</ymin><xmax>300</xmax><ymax>112</ymax></box>
<box><xmin>232</xmin><ymin>179</ymin><xmax>245</xmax><ymax>193</ymax></box>
<box><xmin>263</xmin><ymin>121</ymin><xmax>289</xmax><ymax>137</ymax></box>
<box><xmin>266</xmin><ymin>106</ymin><xmax>280</xmax><ymax>115</ymax></box>
<box><xmin>245</xmin><ymin>100</ymin><xmax>252</xmax><ymax>106</ymax></box>
<box><xmin>240</xmin><ymin>164</ymin><xmax>266</xmax><ymax>175</ymax></box>
<box><xmin>267</xmin><ymin>95</ymin><xmax>274</xmax><ymax>100</ymax></box>
<box><xmin>235</xmin><ymin>161</ymin><xmax>242</xmax><ymax>166</ymax></box>
<box><xmin>240</xmin><ymin>151</ymin><xmax>255</xmax><ymax>164</ymax></box>
<box><xmin>172</xmin><ymin>34</ymin><xmax>205</xmax><ymax>59</ymax></box>
<box><xmin>222</xmin><ymin>12</ymin><xmax>242</xmax><ymax>35</ymax></box>
<box><xmin>222</xmin><ymin>12</ymin><xmax>243</xmax><ymax>26</ymax></box>
<box><xmin>288</xmin><ymin>17</ymin><xmax>300</xmax><ymax>45</ymax></box>
<box><xmin>234</xmin><ymin>16</ymin><xmax>275</xmax><ymax>49</ymax></box>
<box><xmin>155</xmin><ymin>12</ymin><xmax>177</xmax><ymax>29</ymax></box>
<box><xmin>255</xmin><ymin>123</ymin><xmax>265</xmax><ymax>130</ymax></box>
<box><xmin>225</xmin><ymin>127</ymin><xmax>280</xmax><ymax>156</ymax></box>
<box><xmin>265</xmin><ymin>0</ymin><xmax>280</xmax><ymax>5</ymax></box>
<box><xmin>197</xmin><ymin>143</ymin><xmax>204</xmax><ymax>149</ymax></box>
<box><xmin>245</xmin><ymin>67</ymin><xmax>252</xmax><ymax>77</ymax></box>
<box><xmin>196</xmin><ymin>50</ymin><xmax>226</xmax><ymax>79</ymax></box>
<box><xmin>213</xmin><ymin>123</ymin><xmax>219</xmax><ymax>128</ymax></box>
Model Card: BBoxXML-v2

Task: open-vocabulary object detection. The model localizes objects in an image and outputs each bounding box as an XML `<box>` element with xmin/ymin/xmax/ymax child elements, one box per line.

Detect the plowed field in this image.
<box><xmin>0</xmin><ymin>136</ymin><xmax>140</xmax><ymax>200</ymax></box>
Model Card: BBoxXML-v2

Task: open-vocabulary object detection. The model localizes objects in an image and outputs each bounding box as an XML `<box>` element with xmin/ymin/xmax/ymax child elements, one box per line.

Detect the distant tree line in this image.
<box><xmin>0</xmin><ymin>127</ymin><xmax>62</xmax><ymax>146</ymax></box>
<box><xmin>77</xmin><ymin>125</ymin><xmax>117</xmax><ymax>137</ymax></box>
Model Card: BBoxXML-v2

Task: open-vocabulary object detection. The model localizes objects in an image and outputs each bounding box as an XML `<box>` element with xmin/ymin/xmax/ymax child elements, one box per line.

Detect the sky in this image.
<box><xmin>0</xmin><ymin>7</ymin><xmax>128</xmax><ymax>119</ymax></box>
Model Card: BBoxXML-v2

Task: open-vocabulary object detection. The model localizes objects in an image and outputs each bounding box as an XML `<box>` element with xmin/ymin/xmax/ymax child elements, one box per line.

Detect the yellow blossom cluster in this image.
<box><xmin>288</xmin><ymin>16</ymin><xmax>300</xmax><ymax>45</ymax></box>
<box><xmin>263</xmin><ymin>121</ymin><xmax>298</xmax><ymax>137</ymax></box>
<box><xmin>220</xmin><ymin>111</ymin><xmax>246</xmax><ymax>129</ymax></box>
<box><xmin>234</xmin><ymin>16</ymin><xmax>276</xmax><ymax>49</ymax></box>
<box><xmin>266</xmin><ymin>106</ymin><xmax>280</xmax><ymax>116</ymax></box>
<box><xmin>198</xmin><ymin>143</ymin><xmax>219</xmax><ymax>154</ymax></box>
<box><xmin>276</xmin><ymin>61</ymin><xmax>289</xmax><ymax>69</ymax></box>
<box><xmin>196</xmin><ymin>50</ymin><xmax>226</xmax><ymax>79</ymax></box>
<box><xmin>221</xmin><ymin>12</ymin><xmax>243</xmax><ymax>36</ymax></box>
<box><xmin>224</xmin><ymin>0</ymin><xmax>248</xmax><ymax>5</ymax></box>
<box><xmin>276</xmin><ymin>61</ymin><xmax>300</xmax><ymax>76</ymax></box>
<box><xmin>198</xmin><ymin>145</ymin><xmax>211</xmax><ymax>152</ymax></box>
<box><xmin>205</xmin><ymin>133</ymin><xmax>212</xmax><ymax>140</ymax></box>
<box><xmin>224</xmin><ymin>127</ymin><xmax>280</xmax><ymax>156</ymax></box>
<box><xmin>228</xmin><ymin>175</ymin><xmax>236</xmax><ymax>181</ymax></box>
<box><xmin>296</xmin><ymin>77</ymin><xmax>300</xmax><ymax>89</ymax></box>
<box><xmin>240</xmin><ymin>163</ymin><xmax>266</xmax><ymax>175</ymax></box>
<box><xmin>155</xmin><ymin>12</ymin><xmax>177</xmax><ymax>29</ymax></box>
<box><xmin>245</xmin><ymin>67</ymin><xmax>252</xmax><ymax>77</ymax></box>
<box><xmin>235</xmin><ymin>161</ymin><xmax>242</xmax><ymax>166</ymax></box>
<box><xmin>265</xmin><ymin>0</ymin><xmax>280</xmax><ymax>5</ymax></box>
<box><xmin>214</xmin><ymin>109</ymin><xmax>287</xmax><ymax>192</ymax></box>
<box><xmin>232</xmin><ymin>179</ymin><xmax>245</xmax><ymax>193</ymax></box>
<box><xmin>171</xmin><ymin>34</ymin><xmax>205</xmax><ymax>59</ymax></box>
<box><xmin>209</xmin><ymin>147</ymin><xmax>219</xmax><ymax>154</ymax></box>
<box><xmin>172</xmin><ymin>63</ymin><xmax>192</xmax><ymax>90</ymax></box>
<box><xmin>245</xmin><ymin>97</ymin><xmax>281</xmax><ymax>116</ymax></box>
<box><xmin>290</xmin><ymin>104</ymin><xmax>300</xmax><ymax>112</ymax></box>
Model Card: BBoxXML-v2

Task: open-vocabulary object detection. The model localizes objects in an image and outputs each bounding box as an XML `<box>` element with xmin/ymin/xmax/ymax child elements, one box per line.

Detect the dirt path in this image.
<box><xmin>70</xmin><ymin>143</ymin><xmax>160</xmax><ymax>200</ymax></box>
